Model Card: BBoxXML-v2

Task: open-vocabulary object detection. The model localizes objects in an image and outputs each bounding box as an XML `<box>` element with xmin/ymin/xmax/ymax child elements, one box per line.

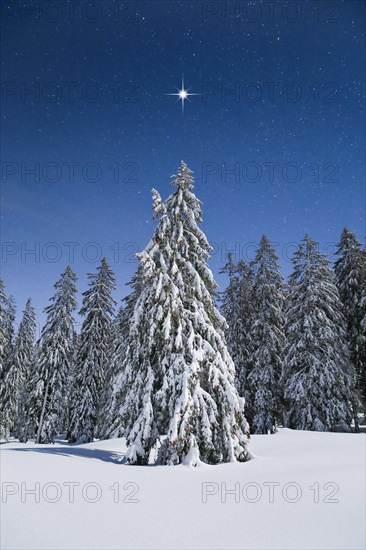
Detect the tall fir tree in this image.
<box><xmin>360</xmin><ymin>249</ymin><xmax>366</xmax><ymax>413</ymax></box>
<box><xmin>220</xmin><ymin>255</ymin><xmax>255</xmax><ymax>426</ymax></box>
<box><xmin>22</xmin><ymin>342</ymin><xmax>41</xmax><ymax>442</ymax></box>
<box><xmin>116</xmin><ymin>162</ymin><xmax>250</xmax><ymax>465</ymax></box>
<box><xmin>69</xmin><ymin>258</ymin><xmax>116</xmax><ymax>443</ymax></box>
<box><xmin>104</xmin><ymin>266</ymin><xmax>145</xmax><ymax>440</ymax></box>
<box><xmin>360</xmin><ymin>247</ymin><xmax>366</xmax><ymax>408</ymax></box>
<box><xmin>64</xmin><ymin>331</ymin><xmax>79</xmax><ymax>440</ymax></box>
<box><xmin>247</xmin><ymin>236</ymin><xmax>285</xmax><ymax>434</ymax></box>
<box><xmin>0</xmin><ymin>299</ymin><xmax>36</xmax><ymax>440</ymax></box>
<box><xmin>0</xmin><ymin>279</ymin><xmax>8</xmax><ymax>376</ymax></box>
<box><xmin>1</xmin><ymin>295</ymin><xmax>16</xmax><ymax>382</ymax></box>
<box><xmin>27</xmin><ymin>266</ymin><xmax>78</xmax><ymax>443</ymax></box>
<box><xmin>334</xmin><ymin>228</ymin><xmax>366</xmax><ymax>414</ymax></box>
<box><xmin>283</xmin><ymin>235</ymin><xmax>355</xmax><ymax>432</ymax></box>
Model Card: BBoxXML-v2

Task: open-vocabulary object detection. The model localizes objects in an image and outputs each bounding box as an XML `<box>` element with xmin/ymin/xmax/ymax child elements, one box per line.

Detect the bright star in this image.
<box><xmin>165</xmin><ymin>75</ymin><xmax>200</xmax><ymax>113</ymax></box>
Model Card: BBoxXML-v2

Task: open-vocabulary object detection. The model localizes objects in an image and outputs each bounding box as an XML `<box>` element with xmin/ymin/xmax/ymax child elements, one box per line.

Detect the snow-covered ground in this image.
<box><xmin>1</xmin><ymin>428</ymin><xmax>365</xmax><ymax>550</ymax></box>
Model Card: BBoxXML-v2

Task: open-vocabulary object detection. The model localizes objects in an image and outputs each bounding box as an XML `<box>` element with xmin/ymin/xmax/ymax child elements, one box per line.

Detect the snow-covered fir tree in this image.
<box><xmin>360</xmin><ymin>250</ymin><xmax>366</xmax><ymax>406</ymax></box>
<box><xmin>247</xmin><ymin>236</ymin><xmax>285</xmax><ymax>434</ymax></box>
<box><xmin>22</xmin><ymin>341</ymin><xmax>43</xmax><ymax>442</ymax></box>
<box><xmin>64</xmin><ymin>331</ymin><xmax>79</xmax><ymax>441</ymax></box>
<box><xmin>334</xmin><ymin>228</ymin><xmax>366</xmax><ymax>413</ymax></box>
<box><xmin>220</xmin><ymin>255</ymin><xmax>255</xmax><ymax>426</ymax></box>
<box><xmin>116</xmin><ymin>162</ymin><xmax>250</xmax><ymax>465</ymax></box>
<box><xmin>0</xmin><ymin>299</ymin><xmax>36</xmax><ymax>440</ymax></box>
<box><xmin>27</xmin><ymin>266</ymin><xmax>77</xmax><ymax>443</ymax></box>
<box><xmin>1</xmin><ymin>295</ymin><xmax>16</xmax><ymax>382</ymax></box>
<box><xmin>69</xmin><ymin>258</ymin><xmax>116</xmax><ymax>443</ymax></box>
<box><xmin>0</xmin><ymin>279</ymin><xmax>8</xmax><ymax>376</ymax></box>
<box><xmin>360</xmin><ymin>246</ymin><xmax>366</xmax><ymax>348</ymax></box>
<box><xmin>282</xmin><ymin>234</ymin><xmax>355</xmax><ymax>432</ymax></box>
<box><xmin>103</xmin><ymin>266</ymin><xmax>145</xmax><ymax>440</ymax></box>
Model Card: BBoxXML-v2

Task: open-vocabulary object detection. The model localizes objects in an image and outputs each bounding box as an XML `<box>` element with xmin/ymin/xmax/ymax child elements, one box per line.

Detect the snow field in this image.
<box><xmin>1</xmin><ymin>428</ymin><xmax>365</xmax><ymax>550</ymax></box>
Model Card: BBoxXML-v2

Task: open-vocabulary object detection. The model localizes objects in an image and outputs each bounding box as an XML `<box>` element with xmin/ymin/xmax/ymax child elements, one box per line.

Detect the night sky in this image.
<box><xmin>1</xmin><ymin>0</ymin><xmax>365</xmax><ymax>330</ymax></box>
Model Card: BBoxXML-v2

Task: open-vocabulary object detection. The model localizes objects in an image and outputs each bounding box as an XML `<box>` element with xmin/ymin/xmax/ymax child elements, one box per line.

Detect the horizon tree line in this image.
<box><xmin>1</xmin><ymin>162</ymin><xmax>365</xmax><ymax>464</ymax></box>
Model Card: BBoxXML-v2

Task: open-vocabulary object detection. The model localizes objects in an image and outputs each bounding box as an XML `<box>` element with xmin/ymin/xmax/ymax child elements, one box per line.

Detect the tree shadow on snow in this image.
<box><xmin>8</xmin><ymin>446</ymin><xmax>126</xmax><ymax>464</ymax></box>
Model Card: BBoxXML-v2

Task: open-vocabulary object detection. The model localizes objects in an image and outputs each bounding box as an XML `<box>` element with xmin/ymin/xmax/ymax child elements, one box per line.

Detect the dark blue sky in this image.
<box><xmin>1</xmin><ymin>0</ymin><xmax>365</xmax><ymax>330</ymax></box>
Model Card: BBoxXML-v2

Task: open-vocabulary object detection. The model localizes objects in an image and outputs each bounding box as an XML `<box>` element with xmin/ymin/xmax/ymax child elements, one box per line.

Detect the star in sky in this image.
<box><xmin>165</xmin><ymin>75</ymin><xmax>200</xmax><ymax>113</ymax></box>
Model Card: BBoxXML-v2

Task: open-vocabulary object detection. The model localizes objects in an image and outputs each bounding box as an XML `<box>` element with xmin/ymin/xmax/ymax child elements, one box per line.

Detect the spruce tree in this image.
<box><xmin>334</xmin><ymin>228</ymin><xmax>366</xmax><ymax>414</ymax></box>
<box><xmin>69</xmin><ymin>258</ymin><xmax>116</xmax><ymax>443</ymax></box>
<box><xmin>0</xmin><ymin>299</ymin><xmax>36</xmax><ymax>440</ymax></box>
<box><xmin>117</xmin><ymin>162</ymin><xmax>250</xmax><ymax>465</ymax></box>
<box><xmin>220</xmin><ymin>255</ymin><xmax>255</xmax><ymax>426</ymax></box>
<box><xmin>64</xmin><ymin>331</ymin><xmax>79</xmax><ymax>441</ymax></box>
<box><xmin>0</xmin><ymin>279</ymin><xmax>8</xmax><ymax>376</ymax></box>
<box><xmin>29</xmin><ymin>266</ymin><xmax>77</xmax><ymax>443</ymax></box>
<box><xmin>283</xmin><ymin>235</ymin><xmax>354</xmax><ymax>432</ymax></box>
<box><xmin>23</xmin><ymin>342</ymin><xmax>44</xmax><ymax>442</ymax></box>
<box><xmin>359</xmin><ymin>247</ymin><xmax>366</xmax><ymax>408</ymax></box>
<box><xmin>1</xmin><ymin>295</ymin><xmax>16</xmax><ymax>382</ymax></box>
<box><xmin>104</xmin><ymin>266</ymin><xmax>145</xmax><ymax>440</ymax></box>
<box><xmin>247</xmin><ymin>236</ymin><xmax>285</xmax><ymax>434</ymax></box>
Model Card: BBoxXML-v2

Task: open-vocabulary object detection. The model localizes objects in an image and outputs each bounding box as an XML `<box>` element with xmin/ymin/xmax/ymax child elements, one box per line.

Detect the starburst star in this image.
<box><xmin>165</xmin><ymin>75</ymin><xmax>200</xmax><ymax>113</ymax></box>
